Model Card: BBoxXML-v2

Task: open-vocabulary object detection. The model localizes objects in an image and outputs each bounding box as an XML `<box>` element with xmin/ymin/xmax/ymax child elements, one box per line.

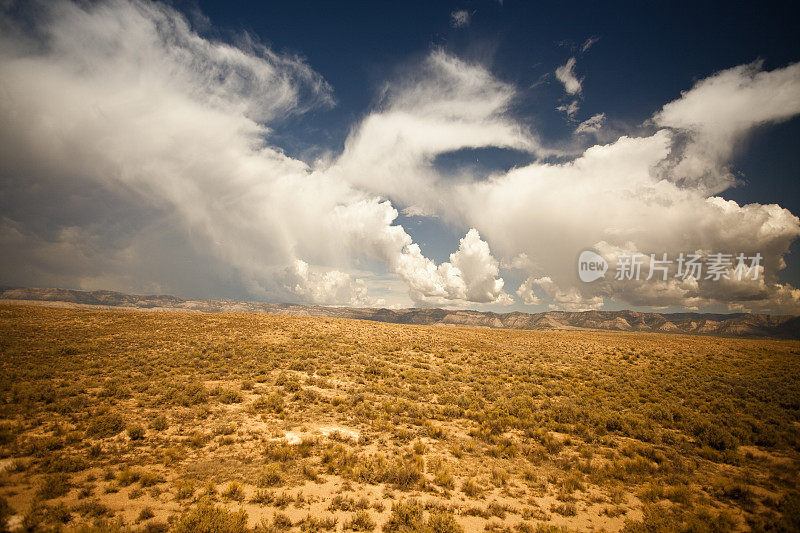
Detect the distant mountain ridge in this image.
<box><xmin>2</xmin><ymin>287</ymin><xmax>799</xmax><ymax>339</ymax></box>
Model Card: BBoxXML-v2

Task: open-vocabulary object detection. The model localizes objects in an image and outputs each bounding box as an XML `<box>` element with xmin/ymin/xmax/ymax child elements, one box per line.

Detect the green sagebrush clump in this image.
<box><xmin>622</xmin><ymin>502</ymin><xmax>737</xmax><ymax>533</ymax></box>
<box><xmin>171</xmin><ymin>498</ymin><xmax>248</xmax><ymax>533</ymax></box>
<box><xmin>383</xmin><ymin>499</ymin><xmax>463</xmax><ymax>533</ymax></box>
<box><xmin>35</xmin><ymin>473</ymin><xmax>71</xmax><ymax>500</ymax></box>
<box><xmin>252</xmin><ymin>392</ymin><xmax>285</xmax><ymax>413</ymax></box>
<box><xmin>155</xmin><ymin>380</ymin><xmax>209</xmax><ymax>407</ymax></box>
<box><xmin>691</xmin><ymin>421</ymin><xmax>738</xmax><ymax>451</ymax></box>
<box><xmin>348</xmin><ymin>453</ymin><xmax>422</xmax><ymax>489</ymax></box>
<box><xmin>343</xmin><ymin>510</ymin><xmax>376</xmax><ymax>531</ymax></box>
<box><xmin>85</xmin><ymin>411</ymin><xmax>125</xmax><ymax>438</ymax></box>
<box><xmin>215</xmin><ymin>387</ymin><xmax>244</xmax><ymax>404</ymax></box>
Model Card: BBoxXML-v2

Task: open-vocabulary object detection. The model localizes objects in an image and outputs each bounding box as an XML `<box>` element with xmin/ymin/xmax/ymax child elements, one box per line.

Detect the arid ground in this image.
<box><xmin>0</xmin><ymin>304</ymin><xmax>798</xmax><ymax>532</ymax></box>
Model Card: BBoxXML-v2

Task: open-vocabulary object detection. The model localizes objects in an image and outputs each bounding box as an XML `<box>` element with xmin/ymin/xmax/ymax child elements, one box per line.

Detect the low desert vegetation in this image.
<box><xmin>0</xmin><ymin>304</ymin><xmax>798</xmax><ymax>531</ymax></box>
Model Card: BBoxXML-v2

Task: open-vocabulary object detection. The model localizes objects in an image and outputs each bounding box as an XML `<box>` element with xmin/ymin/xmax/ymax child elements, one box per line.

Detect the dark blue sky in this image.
<box><xmin>179</xmin><ymin>0</ymin><xmax>800</xmax><ymax>286</ymax></box>
<box><xmin>181</xmin><ymin>0</ymin><xmax>800</xmax><ymax>144</ymax></box>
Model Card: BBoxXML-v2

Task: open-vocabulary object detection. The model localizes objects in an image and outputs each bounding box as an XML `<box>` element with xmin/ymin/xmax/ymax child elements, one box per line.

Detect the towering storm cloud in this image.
<box><xmin>0</xmin><ymin>0</ymin><xmax>509</xmax><ymax>308</ymax></box>
<box><xmin>1</xmin><ymin>0</ymin><xmax>799</xmax><ymax>313</ymax></box>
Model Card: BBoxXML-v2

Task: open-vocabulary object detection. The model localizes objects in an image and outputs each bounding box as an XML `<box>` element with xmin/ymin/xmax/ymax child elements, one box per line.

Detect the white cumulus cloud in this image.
<box><xmin>1</xmin><ymin>0</ymin><xmax>799</xmax><ymax>314</ymax></box>
<box><xmin>281</xmin><ymin>260</ymin><xmax>370</xmax><ymax>307</ymax></box>
<box><xmin>0</xmin><ymin>0</ymin><xmax>507</xmax><ymax>308</ymax></box>
<box><xmin>332</xmin><ymin>50</ymin><xmax>549</xmax><ymax>213</ymax></box>
<box><xmin>654</xmin><ymin>61</ymin><xmax>800</xmax><ymax>193</ymax></box>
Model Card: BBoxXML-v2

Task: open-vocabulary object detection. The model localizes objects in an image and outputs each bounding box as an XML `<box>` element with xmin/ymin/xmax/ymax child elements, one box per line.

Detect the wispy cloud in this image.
<box><xmin>557</xmin><ymin>99</ymin><xmax>580</xmax><ymax>118</ymax></box>
<box><xmin>581</xmin><ymin>36</ymin><xmax>600</xmax><ymax>52</ymax></box>
<box><xmin>555</xmin><ymin>57</ymin><xmax>582</xmax><ymax>95</ymax></box>
<box><xmin>450</xmin><ymin>9</ymin><xmax>470</xmax><ymax>28</ymax></box>
<box><xmin>575</xmin><ymin>112</ymin><xmax>606</xmax><ymax>134</ymax></box>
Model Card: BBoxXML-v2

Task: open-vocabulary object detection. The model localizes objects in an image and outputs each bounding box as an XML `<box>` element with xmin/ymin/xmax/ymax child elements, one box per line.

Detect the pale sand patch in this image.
<box><xmin>313</xmin><ymin>426</ymin><xmax>360</xmax><ymax>441</ymax></box>
<box><xmin>5</xmin><ymin>515</ymin><xmax>22</xmax><ymax>531</ymax></box>
<box><xmin>267</xmin><ymin>424</ymin><xmax>361</xmax><ymax>446</ymax></box>
<box><xmin>283</xmin><ymin>432</ymin><xmax>302</xmax><ymax>445</ymax></box>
